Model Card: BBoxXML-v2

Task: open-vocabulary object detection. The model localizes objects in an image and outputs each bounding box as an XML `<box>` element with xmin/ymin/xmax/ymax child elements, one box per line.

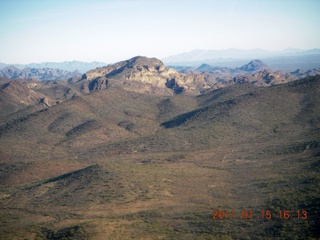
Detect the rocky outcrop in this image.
<box><xmin>83</xmin><ymin>56</ymin><xmax>166</xmax><ymax>81</ymax></box>
<box><xmin>165</xmin><ymin>78</ymin><xmax>184</xmax><ymax>94</ymax></box>
<box><xmin>81</xmin><ymin>56</ymin><xmax>210</xmax><ymax>95</ymax></box>
<box><xmin>233</xmin><ymin>75</ymin><xmax>250</xmax><ymax>84</ymax></box>
<box><xmin>88</xmin><ymin>77</ymin><xmax>108</xmax><ymax>91</ymax></box>
<box><xmin>39</xmin><ymin>97</ymin><xmax>50</xmax><ymax>106</ymax></box>
<box><xmin>252</xmin><ymin>69</ymin><xmax>293</xmax><ymax>85</ymax></box>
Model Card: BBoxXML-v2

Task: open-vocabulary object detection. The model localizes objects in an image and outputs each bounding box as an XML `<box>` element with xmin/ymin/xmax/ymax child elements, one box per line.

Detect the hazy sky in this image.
<box><xmin>1</xmin><ymin>0</ymin><xmax>319</xmax><ymax>64</ymax></box>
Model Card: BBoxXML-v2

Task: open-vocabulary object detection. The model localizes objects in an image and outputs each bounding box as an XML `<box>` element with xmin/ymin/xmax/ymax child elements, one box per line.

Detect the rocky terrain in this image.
<box><xmin>2</xmin><ymin>56</ymin><xmax>319</xmax><ymax>101</ymax></box>
<box><xmin>173</xmin><ymin>59</ymin><xmax>320</xmax><ymax>88</ymax></box>
<box><xmin>80</xmin><ymin>56</ymin><xmax>209</xmax><ymax>95</ymax></box>
<box><xmin>1</xmin><ymin>56</ymin><xmax>319</xmax><ymax>121</ymax></box>
<box><xmin>238</xmin><ymin>59</ymin><xmax>268</xmax><ymax>72</ymax></box>
<box><xmin>0</xmin><ymin>56</ymin><xmax>319</xmax><ymax>239</ymax></box>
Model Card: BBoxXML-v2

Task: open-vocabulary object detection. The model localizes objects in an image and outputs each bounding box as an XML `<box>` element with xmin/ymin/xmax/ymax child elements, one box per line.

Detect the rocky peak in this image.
<box><xmin>81</xmin><ymin>56</ymin><xmax>209</xmax><ymax>95</ymax></box>
<box><xmin>126</xmin><ymin>56</ymin><xmax>165</xmax><ymax>70</ymax></box>
<box><xmin>239</xmin><ymin>59</ymin><xmax>268</xmax><ymax>72</ymax></box>
<box><xmin>83</xmin><ymin>56</ymin><xmax>166</xmax><ymax>81</ymax></box>
<box><xmin>196</xmin><ymin>63</ymin><xmax>213</xmax><ymax>71</ymax></box>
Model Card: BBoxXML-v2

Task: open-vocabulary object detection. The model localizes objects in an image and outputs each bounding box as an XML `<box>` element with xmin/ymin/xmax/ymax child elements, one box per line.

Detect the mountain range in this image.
<box><xmin>0</xmin><ymin>56</ymin><xmax>319</xmax><ymax>239</ymax></box>
<box><xmin>1</xmin><ymin>56</ymin><xmax>319</xmax><ymax>119</ymax></box>
<box><xmin>163</xmin><ymin>48</ymin><xmax>320</xmax><ymax>71</ymax></box>
<box><xmin>3</xmin><ymin>57</ymin><xmax>319</xmax><ymax>94</ymax></box>
<box><xmin>163</xmin><ymin>48</ymin><xmax>320</xmax><ymax>62</ymax></box>
<box><xmin>1</xmin><ymin>48</ymin><xmax>319</xmax><ymax>74</ymax></box>
<box><xmin>172</xmin><ymin>59</ymin><xmax>320</xmax><ymax>88</ymax></box>
<box><xmin>0</xmin><ymin>60</ymin><xmax>107</xmax><ymax>73</ymax></box>
<box><xmin>0</xmin><ymin>66</ymin><xmax>82</xmax><ymax>81</ymax></box>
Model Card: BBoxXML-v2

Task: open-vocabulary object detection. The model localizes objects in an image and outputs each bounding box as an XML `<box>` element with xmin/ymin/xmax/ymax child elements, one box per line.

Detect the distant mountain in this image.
<box><xmin>0</xmin><ymin>66</ymin><xmax>81</xmax><ymax>81</ymax></box>
<box><xmin>0</xmin><ymin>61</ymin><xmax>108</xmax><ymax>73</ymax></box>
<box><xmin>239</xmin><ymin>59</ymin><xmax>268</xmax><ymax>72</ymax></box>
<box><xmin>25</xmin><ymin>61</ymin><xmax>108</xmax><ymax>73</ymax></box>
<box><xmin>80</xmin><ymin>57</ymin><xmax>320</xmax><ymax>95</ymax></box>
<box><xmin>163</xmin><ymin>48</ymin><xmax>320</xmax><ymax>64</ymax></box>
<box><xmin>0</xmin><ymin>62</ymin><xmax>6</xmax><ymax>69</ymax></box>
<box><xmin>163</xmin><ymin>48</ymin><xmax>269</xmax><ymax>63</ymax></box>
<box><xmin>0</xmin><ymin>66</ymin><xmax>21</xmax><ymax>79</ymax></box>
<box><xmin>196</xmin><ymin>63</ymin><xmax>214</xmax><ymax>71</ymax></box>
<box><xmin>290</xmin><ymin>68</ymin><xmax>320</xmax><ymax>78</ymax></box>
<box><xmin>171</xmin><ymin>59</ymin><xmax>320</xmax><ymax>89</ymax></box>
<box><xmin>168</xmin><ymin>66</ymin><xmax>200</xmax><ymax>75</ymax></box>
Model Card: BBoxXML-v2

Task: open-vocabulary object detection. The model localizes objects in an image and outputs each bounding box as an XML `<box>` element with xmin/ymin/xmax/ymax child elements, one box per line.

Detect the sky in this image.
<box><xmin>0</xmin><ymin>0</ymin><xmax>319</xmax><ymax>64</ymax></box>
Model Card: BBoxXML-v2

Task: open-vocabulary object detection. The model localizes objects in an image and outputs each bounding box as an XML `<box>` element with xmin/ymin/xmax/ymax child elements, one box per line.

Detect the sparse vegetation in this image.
<box><xmin>0</xmin><ymin>73</ymin><xmax>319</xmax><ymax>239</ymax></box>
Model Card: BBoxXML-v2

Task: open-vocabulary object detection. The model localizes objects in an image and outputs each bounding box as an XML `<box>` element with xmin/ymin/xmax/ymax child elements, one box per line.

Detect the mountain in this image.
<box><xmin>0</xmin><ymin>57</ymin><xmax>317</xmax><ymax>112</ymax></box>
<box><xmin>163</xmin><ymin>48</ymin><xmax>272</xmax><ymax>63</ymax></box>
<box><xmin>25</xmin><ymin>60</ymin><xmax>108</xmax><ymax>73</ymax></box>
<box><xmin>0</xmin><ymin>66</ymin><xmax>21</xmax><ymax>79</ymax></box>
<box><xmin>238</xmin><ymin>59</ymin><xmax>269</xmax><ymax>72</ymax></box>
<box><xmin>290</xmin><ymin>68</ymin><xmax>320</xmax><ymax>78</ymax></box>
<box><xmin>0</xmin><ymin>66</ymin><xmax>82</xmax><ymax>80</ymax></box>
<box><xmin>168</xmin><ymin>65</ymin><xmax>200</xmax><ymax>75</ymax></box>
<box><xmin>172</xmin><ymin>59</ymin><xmax>320</xmax><ymax>89</ymax></box>
<box><xmin>0</xmin><ymin>71</ymin><xmax>319</xmax><ymax>239</ymax></box>
<box><xmin>163</xmin><ymin>48</ymin><xmax>320</xmax><ymax>71</ymax></box>
<box><xmin>79</xmin><ymin>56</ymin><xmax>210</xmax><ymax>95</ymax></box>
<box><xmin>0</xmin><ymin>57</ymin><xmax>316</xmax><ymax>114</ymax></box>
<box><xmin>163</xmin><ymin>48</ymin><xmax>320</xmax><ymax>63</ymax></box>
<box><xmin>196</xmin><ymin>63</ymin><xmax>214</xmax><ymax>71</ymax></box>
<box><xmin>0</xmin><ymin>62</ymin><xmax>6</xmax><ymax>69</ymax></box>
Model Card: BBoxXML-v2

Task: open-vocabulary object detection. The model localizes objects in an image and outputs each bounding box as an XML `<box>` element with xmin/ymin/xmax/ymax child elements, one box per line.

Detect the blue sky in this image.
<box><xmin>1</xmin><ymin>0</ymin><xmax>319</xmax><ymax>64</ymax></box>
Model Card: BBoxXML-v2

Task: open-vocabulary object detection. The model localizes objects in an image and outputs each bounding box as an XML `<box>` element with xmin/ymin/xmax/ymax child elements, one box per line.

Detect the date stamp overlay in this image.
<box><xmin>212</xmin><ymin>209</ymin><xmax>308</xmax><ymax>220</ymax></box>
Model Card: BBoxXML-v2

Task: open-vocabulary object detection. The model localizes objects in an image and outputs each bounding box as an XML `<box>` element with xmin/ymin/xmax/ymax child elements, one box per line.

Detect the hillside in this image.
<box><xmin>0</xmin><ymin>79</ymin><xmax>53</xmax><ymax>122</ymax></box>
<box><xmin>0</xmin><ymin>71</ymin><xmax>319</xmax><ymax>239</ymax></box>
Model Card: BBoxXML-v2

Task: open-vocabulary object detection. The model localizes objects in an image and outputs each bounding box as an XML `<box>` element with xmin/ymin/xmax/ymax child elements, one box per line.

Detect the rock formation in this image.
<box><xmin>81</xmin><ymin>56</ymin><xmax>210</xmax><ymax>95</ymax></box>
